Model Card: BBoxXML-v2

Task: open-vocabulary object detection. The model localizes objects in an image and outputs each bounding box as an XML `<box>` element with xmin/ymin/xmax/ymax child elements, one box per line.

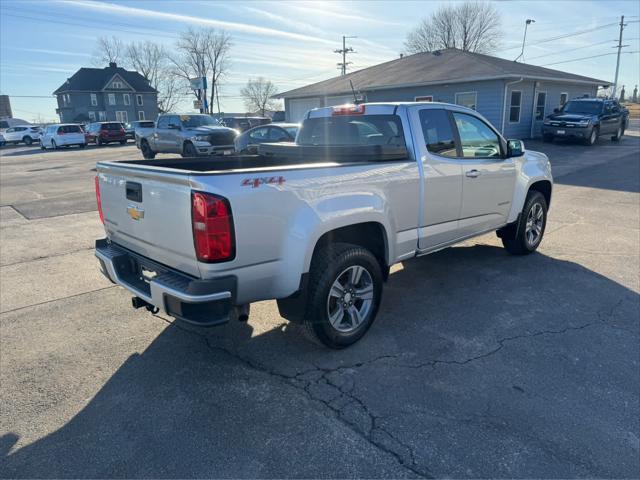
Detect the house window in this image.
<box><xmin>62</xmin><ymin>94</ymin><xmax>71</xmax><ymax>105</ymax></box>
<box><xmin>509</xmin><ymin>91</ymin><xmax>522</xmax><ymax>123</ymax></box>
<box><xmin>136</xmin><ymin>94</ymin><xmax>143</xmax><ymax>106</ymax></box>
<box><xmin>108</xmin><ymin>93</ymin><xmax>116</xmax><ymax>105</ymax></box>
<box><xmin>124</xmin><ymin>93</ymin><xmax>130</xmax><ymax>106</ymax></box>
<box><xmin>112</xmin><ymin>81</ymin><xmax>123</xmax><ymax>89</ymax></box>
<box><xmin>535</xmin><ymin>92</ymin><xmax>547</xmax><ymax>121</ymax></box>
<box><xmin>560</xmin><ymin>92</ymin><xmax>568</xmax><ymax>106</ymax></box>
<box><xmin>90</xmin><ymin>93</ymin><xmax>97</xmax><ymax>106</ymax></box>
<box><xmin>116</xmin><ymin>111</ymin><xmax>128</xmax><ymax>123</ymax></box>
<box><xmin>415</xmin><ymin>96</ymin><xmax>433</xmax><ymax>102</ymax></box>
<box><xmin>455</xmin><ymin>92</ymin><xmax>477</xmax><ymax>110</ymax></box>
<box><xmin>98</xmin><ymin>111</ymin><xmax>106</xmax><ymax>121</ymax></box>
<box><xmin>88</xmin><ymin>111</ymin><xmax>96</xmax><ymax>122</ymax></box>
<box><xmin>138</xmin><ymin>110</ymin><xmax>145</xmax><ymax>121</ymax></box>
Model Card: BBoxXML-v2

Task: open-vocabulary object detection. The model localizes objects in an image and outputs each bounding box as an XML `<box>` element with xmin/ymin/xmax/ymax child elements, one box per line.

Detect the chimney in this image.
<box><xmin>109</xmin><ymin>62</ymin><xmax>117</xmax><ymax>68</ymax></box>
<box><xmin>399</xmin><ymin>53</ymin><xmax>404</xmax><ymax>59</ymax></box>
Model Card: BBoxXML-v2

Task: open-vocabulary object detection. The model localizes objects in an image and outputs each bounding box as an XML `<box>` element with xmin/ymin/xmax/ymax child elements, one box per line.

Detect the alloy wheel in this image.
<box><xmin>326</xmin><ymin>265</ymin><xmax>374</xmax><ymax>333</ymax></box>
<box><xmin>525</xmin><ymin>202</ymin><xmax>544</xmax><ymax>247</ymax></box>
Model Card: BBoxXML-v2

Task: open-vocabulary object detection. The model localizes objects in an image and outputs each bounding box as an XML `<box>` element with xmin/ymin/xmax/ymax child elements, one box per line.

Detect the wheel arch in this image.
<box><xmin>528</xmin><ymin>180</ymin><xmax>552</xmax><ymax>210</ymax></box>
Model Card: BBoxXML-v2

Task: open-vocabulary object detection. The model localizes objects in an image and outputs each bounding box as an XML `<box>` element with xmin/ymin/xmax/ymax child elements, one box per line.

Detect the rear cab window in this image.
<box><xmin>297</xmin><ymin>114</ymin><xmax>405</xmax><ymax>147</ymax></box>
<box><xmin>102</xmin><ymin>123</ymin><xmax>123</xmax><ymax>131</ymax></box>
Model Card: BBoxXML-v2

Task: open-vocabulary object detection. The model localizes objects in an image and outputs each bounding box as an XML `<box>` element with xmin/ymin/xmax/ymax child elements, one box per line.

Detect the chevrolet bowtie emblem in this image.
<box><xmin>127</xmin><ymin>205</ymin><xmax>145</xmax><ymax>221</ymax></box>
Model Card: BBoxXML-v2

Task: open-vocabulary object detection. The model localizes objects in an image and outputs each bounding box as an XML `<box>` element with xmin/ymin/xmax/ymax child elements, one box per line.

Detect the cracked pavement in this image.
<box><xmin>1</xmin><ymin>133</ymin><xmax>639</xmax><ymax>478</ymax></box>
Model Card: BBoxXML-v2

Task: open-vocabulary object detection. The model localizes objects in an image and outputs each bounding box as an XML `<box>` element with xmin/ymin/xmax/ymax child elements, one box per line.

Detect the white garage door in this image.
<box><xmin>288</xmin><ymin>98</ymin><xmax>321</xmax><ymax>122</ymax></box>
<box><xmin>325</xmin><ymin>95</ymin><xmax>355</xmax><ymax>107</ymax></box>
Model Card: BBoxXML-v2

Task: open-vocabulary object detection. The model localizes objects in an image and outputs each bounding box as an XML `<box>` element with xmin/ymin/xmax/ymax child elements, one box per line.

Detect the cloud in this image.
<box><xmin>241</xmin><ymin>6</ymin><xmax>326</xmax><ymax>36</ymax></box>
<box><xmin>10</xmin><ymin>47</ymin><xmax>93</xmax><ymax>58</ymax></box>
<box><xmin>287</xmin><ymin>1</ymin><xmax>403</xmax><ymax>26</ymax></box>
<box><xmin>57</xmin><ymin>0</ymin><xmax>335</xmax><ymax>44</ymax></box>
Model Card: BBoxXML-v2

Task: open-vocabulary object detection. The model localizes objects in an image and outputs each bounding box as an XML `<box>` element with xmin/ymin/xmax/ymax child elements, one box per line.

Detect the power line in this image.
<box><xmin>526</xmin><ymin>39</ymin><xmax>616</xmax><ymax>61</ymax></box>
<box><xmin>540</xmin><ymin>50</ymin><xmax>639</xmax><ymax>67</ymax></box>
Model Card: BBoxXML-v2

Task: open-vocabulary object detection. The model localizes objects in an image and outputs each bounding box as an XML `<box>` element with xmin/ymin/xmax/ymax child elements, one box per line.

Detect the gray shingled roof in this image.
<box><xmin>53</xmin><ymin>63</ymin><xmax>157</xmax><ymax>94</ymax></box>
<box><xmin>275</xmin><ymin>48</ymin><xmax>609</xmax><ymax>99</ymax></box>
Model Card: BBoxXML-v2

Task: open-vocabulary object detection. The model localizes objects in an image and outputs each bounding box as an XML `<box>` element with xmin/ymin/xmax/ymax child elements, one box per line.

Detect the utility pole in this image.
<box><xmin>612</xmin><ymin>15</ymin><xmax>627</xmax><ymax>99</ymax></box>
<box><xmin>514</xmin><ymin>19</ymin><xmax>535</xmax><ymax>63</ymax></box>
<box><xmin>335</xmin><ymin>35</ymin><xmax>356</xmax><ymax>75</ymax></box>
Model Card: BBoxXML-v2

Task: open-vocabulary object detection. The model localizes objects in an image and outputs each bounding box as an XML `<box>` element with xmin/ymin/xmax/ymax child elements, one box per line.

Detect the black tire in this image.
<box><xmin>542</xmin><ymin>134</ymin><xmax>553</xmax><ymax>143</ymax></box>
<box><xmin>584</xmin><ymin>126</ymin><xmax>598</xmax><ymax>146</ymax></box>
<box><xmin>79</xmin><ymin>143</ymin><xmax>86</xmax><ymax>149</ymax></box>
<box><xmin>301</xmin><ymin>243</ymin><xmax>383</xmax><ymax>348</ymax></box>
<box><xmin>182</xmin><ymin>142</ymin><xmax>198</xmax><ymax>158</ymax></box>
<box><xmin>120</xmin><ymin>140</ymin><xmax>126</xmax><ymax>145</ymax></box>
<box><xmin>140</xmin><ymin>140</ymin><xmax>156</xmax><ymax>159</ymax></box>
<box><xmin>40</xmin><ymin>144</ymin><xmax>46</xmax><ymax>150</ymax></box>
<box><xmin>611</xmin><ymin>123</ymin><xmax>624</xmax><ymax>141</ymax></box>
<box><xmin>501</xmin><ymin>191</ymin><xmax>548</xmax><ymax>255</ymax></box>
<box><xmin>22</xmin><ymin>136</ymin><xmax>33</xmax><ymax>145</ymax></box>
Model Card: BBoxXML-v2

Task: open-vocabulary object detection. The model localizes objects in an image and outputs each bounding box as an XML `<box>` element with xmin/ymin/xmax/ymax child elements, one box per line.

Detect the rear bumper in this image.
<box><xmin>95</xmin><ymin>238</ymin><xmax>237</xmax><ymax>326</ymax></box>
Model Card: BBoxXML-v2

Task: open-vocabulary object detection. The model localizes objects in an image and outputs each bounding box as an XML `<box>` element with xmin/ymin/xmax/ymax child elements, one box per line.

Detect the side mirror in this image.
<box><xmin>507</xmin><ymin>139</ymin><xmax>525</xmax><ymax>157</ymax></box>
<box><xmin>553</xmin><ymin>108</ymin><xmax>560</xmax><ymax>114</ymax></box>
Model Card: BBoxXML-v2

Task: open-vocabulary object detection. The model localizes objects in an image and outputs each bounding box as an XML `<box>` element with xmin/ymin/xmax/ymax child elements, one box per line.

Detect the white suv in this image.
<box><xmin>41</xmin><ymin>124</ymin><xmax>86</xmax><ymax>150</ymax></box>
<box><xmin>2</xmin><ymin>125</ymin><xmax>41</xmax><ymax>145</ymax></box>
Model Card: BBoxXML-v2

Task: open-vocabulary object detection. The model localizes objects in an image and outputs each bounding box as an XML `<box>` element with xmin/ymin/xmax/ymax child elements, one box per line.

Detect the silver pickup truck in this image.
<box><xmin>137</xmin><ymin>113</ymin><xmax>237</xmax><ymax>159</ymax></box>
<box><xmin>95</xmin><ymin>102</ymin><xmax>552</xmax><ymax>348</ymax></box>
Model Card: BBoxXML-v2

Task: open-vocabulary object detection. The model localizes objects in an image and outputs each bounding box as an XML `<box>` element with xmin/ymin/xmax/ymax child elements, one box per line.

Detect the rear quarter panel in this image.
<box><xmin>191</xmin><ymin>161</ymin><xmax>420</xmax><ymax>303</ymax></box>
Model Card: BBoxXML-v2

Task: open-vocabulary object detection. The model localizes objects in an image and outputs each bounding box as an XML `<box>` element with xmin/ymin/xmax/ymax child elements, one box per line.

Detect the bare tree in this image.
<box><xmin>125</xmin><ymin>41</ymin><xmax>179</xmax><ymax>112</ymax></box>
<box><xmin>92</xmin><ymin>36</ymin><xmax>125</xmax><ymax>66</ymax></box>
<box><xmin>405</xmin><ymin>2</ymin><xmax>501</xmax><ymax>54</ymax></box>
<box><xmin>241</xmin><ymin>78</ymin><xmax>278</xmax><ymax>116</ymax></box>
<box><xmin>168</xmin><ymin>28</ymin><xmax>232</xmax><ymax>114</ymax></box>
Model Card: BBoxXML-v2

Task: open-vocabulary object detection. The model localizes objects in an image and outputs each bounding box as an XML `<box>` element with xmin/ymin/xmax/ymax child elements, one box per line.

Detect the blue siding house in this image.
<box><xmin>275</xmin><ymin>48</ymin><xmax>608</xmax><ymax>138</ymax></box>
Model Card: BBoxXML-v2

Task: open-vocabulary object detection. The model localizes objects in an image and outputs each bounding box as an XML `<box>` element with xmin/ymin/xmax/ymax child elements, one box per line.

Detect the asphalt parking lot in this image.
<box><xmin>1</xmin><ymin>127</ymin><xmax>639</xmax><ymax>478</ymax></box>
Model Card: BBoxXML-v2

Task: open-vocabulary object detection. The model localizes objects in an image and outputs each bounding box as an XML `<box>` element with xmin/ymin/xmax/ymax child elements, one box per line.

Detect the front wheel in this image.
<box><xmin>500</xmin><ymin>191</ymin><xmax>548</xmax><ymax>255</ymax></box>
<box><xmin>140</xmin><ymin>140</ymin><xmax>156</xmax><ymax>159</ymax></box>
<box><xmin>302</xmin><ymin>243</ymin><xmax>383</xmax><ymax>348</ymax></box>
<box><xmin>584</xmin><ymin>127</ymin><xmax>598</xmax><ymax>146</ymax></box>
<box><xmin>23</xmin><ymin>136</ymin><xmax>33</xmax><ymax>145</ymax></box>
<box><xmin>182</xmin><ymin>142</ymin><xmax>198</xmax><ymax>158</ymax></box>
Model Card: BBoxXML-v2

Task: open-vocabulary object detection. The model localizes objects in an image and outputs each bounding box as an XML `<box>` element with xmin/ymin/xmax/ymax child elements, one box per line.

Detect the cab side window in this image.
<box><xmin>248</xmin><ymin>127</ymin><xmax>269</xmax><ymax>142</ymax></box>
<box><xmin>157</xmin><ymin>116</ymin><xmax>169</xmax><ymax>129</ymax></box>
<box><xmin>419</xmin><ymin>109</ymin><xmax>457</xmax><ymax>158</ymax></box>
<box><xmin>452</xmin><ymin>112</ymin><xmax>502</xmax><ymax>158</ymax></box>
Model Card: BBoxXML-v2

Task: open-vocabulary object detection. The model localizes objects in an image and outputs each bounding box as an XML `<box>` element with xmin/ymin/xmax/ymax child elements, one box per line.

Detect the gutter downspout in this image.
<box><xmin>501</xmin><ymin>77</ymin><xmax>524</xmax><ymax>136</ymax></box>
<box><xmin>530</xmin><ymin>81</ymin><xmax>539</xmax><ymax>139</ymax></box>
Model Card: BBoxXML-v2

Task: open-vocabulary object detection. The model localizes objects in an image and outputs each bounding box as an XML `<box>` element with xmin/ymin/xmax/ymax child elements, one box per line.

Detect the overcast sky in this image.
<box><xmin>1</xmin><ymin>0</ymin><xmax>639</xmax><ymax>122</ymax></box>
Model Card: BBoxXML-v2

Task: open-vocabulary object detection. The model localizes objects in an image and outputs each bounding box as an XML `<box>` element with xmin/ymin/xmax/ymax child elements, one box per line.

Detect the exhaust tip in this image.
<box><xmin>236</xmin><ymin>304</ymin><xmax>250</xmax><ymax>322</ymax></box>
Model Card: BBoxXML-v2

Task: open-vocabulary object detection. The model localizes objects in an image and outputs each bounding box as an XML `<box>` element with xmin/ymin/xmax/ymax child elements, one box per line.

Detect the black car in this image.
<box><xmin>542</xmin><ymin>98</ymin><xmax>629</xmax><ymax>146</ymax></box>
<box><xmin>234</xmin><ymin>123</ymin><xmax>299</xmax><ymax>154</ymax></box>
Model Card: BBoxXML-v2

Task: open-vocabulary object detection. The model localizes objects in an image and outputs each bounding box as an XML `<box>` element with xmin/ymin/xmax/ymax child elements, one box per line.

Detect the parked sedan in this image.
<box><xmin>41</xmin><ymin>124</ymin><xmax>86</xmax><ymax>149</ymax></box>
<box><xmin>2</xmin><ymin>125</ymin><xmax>41</xmax><ymax>145</ymax></box>
<box><xmin>234</xmin><ymin>123</ymin><xmax>299</xmax><ymax>154</ymax></box>
<box><xmin>85</xmin><ymin>122</ymin><xmax>127</xmax><ymax>145</ymax></box>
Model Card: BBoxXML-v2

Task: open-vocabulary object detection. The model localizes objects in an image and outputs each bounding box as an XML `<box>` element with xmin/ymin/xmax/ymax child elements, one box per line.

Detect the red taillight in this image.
<box><xmin>332</xmin><ymin>104</ymin><xmax>365</xmax><ymax>116</ymax></box>
<box><xmin>95</xmin><ymin>176</ymin><xmax>104</xmax><ymax>224</ymax></box>
<box><xmin>191</xmin><ymin>192</ymin><xmax>234</xmax><ymax>262</ymax></box>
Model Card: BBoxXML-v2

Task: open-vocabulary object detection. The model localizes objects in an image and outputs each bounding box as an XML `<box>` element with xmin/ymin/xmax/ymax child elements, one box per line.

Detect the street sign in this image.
<box><xmin>193</xmin><ymin>100</ymin><xmax>202</xmax><ymax>109</ymax></box>
<box><xmin>189</xmin><ymin>77</ymin><xmax>207</xmax><ymax>90</ymax></box>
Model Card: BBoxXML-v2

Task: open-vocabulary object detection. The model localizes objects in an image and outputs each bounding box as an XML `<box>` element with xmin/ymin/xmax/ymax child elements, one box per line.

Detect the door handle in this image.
<box><xmin>465</xmin><ymin>169</ymin><xmax>480</xmax><ymax>178</ymax></box>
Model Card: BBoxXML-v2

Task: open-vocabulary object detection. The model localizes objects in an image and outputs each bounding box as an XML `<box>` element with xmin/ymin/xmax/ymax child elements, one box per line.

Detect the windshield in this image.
<box><xmin>297</xmin><ymin>115</ymin><xmax>405</xmax><ymax>146</ymax></box>
<box><xmin>562</xmin><ymin>101</ymin><xmax>602</xmax><ymax>115</ymax></box>
<box><xmin>179</xmin><ymin>115</ymin><xmax>219</xmax><ymax>128</ymax></box>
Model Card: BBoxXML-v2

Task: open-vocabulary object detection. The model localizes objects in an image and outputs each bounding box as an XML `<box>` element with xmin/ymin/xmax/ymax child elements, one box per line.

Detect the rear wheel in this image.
<box><xmin>22</xmin><ymin>136</ymin><xmax>33</xmax><ymax>145</ymax></box>
<box><xmin>301</xmin><ymin>243</ymin><xmax>383</xmax><ymax>348</ymax></box>
<box><xmin>182</xmin><ymin>142</ymin><xmax>198</xmax><ymax>157</ymax></box>
<box><xmin>79</xmin><ymin>143</ymin><xmax>86</xmax><ymax>149</ymax></box>
<box><xmin>140</xmin><ymin>140</ymin><xmax>156</xmax><ymax>159</ymax></box>
<box><xmin>500</xmin><ymin>191</ymin><xmax>548</xmax><ymax>255</ymax></box>
<box><xmin>611</xmin><ymin>123</ymin><xmax>624</xmax><ymax>141</ymax></box>
<box><xmin>119</xmin><ymin>140</ymin><xmax>126</xmax><ymax>145</ymax></box>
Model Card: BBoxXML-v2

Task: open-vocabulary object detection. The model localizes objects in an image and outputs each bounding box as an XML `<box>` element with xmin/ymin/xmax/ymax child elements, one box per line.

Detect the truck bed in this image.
<box><xmin>109</xmin><ymin>144</ymin><xmax>409</xmax><ymax>173</ymax></box>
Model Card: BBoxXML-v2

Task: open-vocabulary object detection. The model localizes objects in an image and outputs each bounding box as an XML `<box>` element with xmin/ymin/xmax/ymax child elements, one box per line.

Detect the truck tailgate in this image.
<box><xmin>97</xmin><ymin>165</ymin><xmax>200</xmax><ymax>277</ymax></box>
